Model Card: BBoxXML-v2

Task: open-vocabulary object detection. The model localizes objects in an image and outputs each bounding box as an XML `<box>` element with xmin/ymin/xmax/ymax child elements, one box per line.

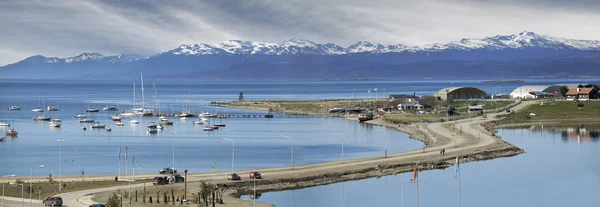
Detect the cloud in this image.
<box><xmin>0</xmin><ymin>0</ymin><xmax>599</xmax><ymax>66</ymax></box>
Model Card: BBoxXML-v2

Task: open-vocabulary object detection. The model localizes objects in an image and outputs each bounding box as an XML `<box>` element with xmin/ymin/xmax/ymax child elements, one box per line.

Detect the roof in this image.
<box><xmin>566</xmin><ymin>88</ymin><xmax>594</xmax><ymax>95</ymax></box>
<box><xmin>510</xmin><ymin>85</ymin><xmax>551</xmax><ymax>98</ymax></box>
<box><xmin>435</xmin><ymin>87</ymin><xmax>486</xmax><ymax>95</ymax></box>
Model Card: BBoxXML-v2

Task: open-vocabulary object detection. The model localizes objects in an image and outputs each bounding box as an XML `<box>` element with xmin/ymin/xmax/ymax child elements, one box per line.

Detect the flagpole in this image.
<box><xmin>458</xmin><ymin>158</ymin><xmax>462</xmax><ymax>207</ymax></box>
<box><xmin>118</xmin><ymin>147</ymin><xmax>121</xmax><ymax>180</ymax></box>
<box><xmin>416</xmin><ymin>174</ymin><xmax>419</xmax><ymax>207</ymax></box>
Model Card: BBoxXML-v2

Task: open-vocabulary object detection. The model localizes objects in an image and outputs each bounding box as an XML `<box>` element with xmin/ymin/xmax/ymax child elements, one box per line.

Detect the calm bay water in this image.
<box><xmin>248</xmin><ymin>125</ymin><xmax>600</xmax><ymax>207</ymax></box>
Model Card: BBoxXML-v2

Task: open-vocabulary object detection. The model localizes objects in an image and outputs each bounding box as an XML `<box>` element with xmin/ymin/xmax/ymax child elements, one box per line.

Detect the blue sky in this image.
<box><xmin>1</xmin><ymin>0</ymin><xmax>599</xmax><ymax>65</ymax></box>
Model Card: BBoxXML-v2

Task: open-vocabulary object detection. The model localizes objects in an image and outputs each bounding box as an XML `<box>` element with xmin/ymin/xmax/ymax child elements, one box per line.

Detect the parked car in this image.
<box><xmin>249</xmin><ymin>171</ymin><xmax>262</xmax><ymax>179</ymax></box>
<box><xmin>227</xmin><ymin>173</ymin><xmax>241</xmax><ymax>180</ymax></box>
<box><xmin>159</xmin><ymin>168</ymin><xmax>177</xmax><ymax>174</ymax></box>
<box><xmin>43</xmin><ymin>197</ymin><xmax>63</xmax><ymax>206</ymax></box>
<box><xmin>152</xmin><ymin>176</ymin><xmax>169</xmax><ymax>185</ymax></box>
<box><xmin>169</xmin><ymin>174</ymin><xmax>185</xmax><ymax>183</ymax></box>
<box><xmin>89</xmin><ymin>204</ymin><xmax>106</xmax><ymax>207</ymax></box>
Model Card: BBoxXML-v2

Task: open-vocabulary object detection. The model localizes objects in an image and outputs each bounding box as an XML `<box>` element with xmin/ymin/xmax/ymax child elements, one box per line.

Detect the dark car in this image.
<box><xmin>152</xmin><ymin>176</ymin><xmax>169</xmax><ymax>185</ymax></box>
<box><xmin>169</xmin><ymin>174</ymin><xmax>185</xmax><ymax>183</ymax></box>
<box><xmin>227</xmin><ymin>173</ymin><xmax>241</xmax><ymax>180</ymax></box>
<box><xmin>89</xmin><ymin>204</ymin><xmax>106</xmax><ymax>207</ymax></box>
<box><xmin>159</xmin><ymin>168</ymin><xmax>177</xmax><ymax>174</ymax></box>
<box><xmin>249</xmin><ymin>171</ymin><xmax>262</xmax><ymax>179</ymax></box>
<box><xmin>43</xmin><ymin>197</ymin><xmax>63</xmax><ymax>206</ymax></box>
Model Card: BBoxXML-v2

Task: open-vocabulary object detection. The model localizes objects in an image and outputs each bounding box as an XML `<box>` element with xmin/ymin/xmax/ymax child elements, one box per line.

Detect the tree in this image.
<box><xmin>106</xmin><ymin>192</ymin><xmax>121</xmax><ymax>207</ymax></box>
<box><xmin>81</xmin><ymin>170</ymin><xmax>85</xmax><ymax>181</ymax></box>
<box><xmin>47</xmin><ymin>174</ymin><xmax>54</xmax><ymax>184</ymax></box>
<box><xmin>197</xmin><ymin>181</ymin><xmax>216</xmax><ymax>207</ymax></box>
<box><xmin>559</xmin><ymin>85</ymin><xmax>569</xmax><ymax>97</ymax></box>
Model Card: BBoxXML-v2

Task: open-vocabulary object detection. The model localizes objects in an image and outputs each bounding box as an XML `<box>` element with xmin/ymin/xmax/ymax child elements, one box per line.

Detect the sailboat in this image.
<box><xmin>34</xmin><ymin>100</ymin><xmax>51</xmax><ymax>121</ymax></box>
<box><xmin>86</xmin><ymin>102</ymin><xmax>99</xmax><ymax>112</ymax></box>
<box><xmin>49</xmin><ymin>119</ymin><xmax>62</xmax><ymax>128</ymax></box>
<box><xmin>121</xmin><ymin>82</ymin><xmax>137</xmax><ymax>116</ymax></box>
<box><xmin>31</xmin><ymin>94</ymin><xmax>44</xmax><ymax>112</ymax></box>
<box><xmin>135</xmin><ymin>73</ymin><xmax>153</xmax><ymax>116</ymax></box>
<box><xmin>6</xmin><ymin>119</ymin><xmax>17</xmax><ymax>136</ymax></box>
<box><xmin>47</xmin><ymin>105</ymin><xmax>59</xmax><ymax>111</ymax></box>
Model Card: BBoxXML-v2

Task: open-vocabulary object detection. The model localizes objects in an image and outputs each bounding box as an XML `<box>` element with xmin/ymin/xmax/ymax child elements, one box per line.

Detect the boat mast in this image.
<box><xmin>141</xmin><ymin>72</ymin><xmax>145</xmax><ymax>110</ymax></box>
<box><xmin>133</xmin><ymin>82</ymin><xmax>136</xmax><ymax>109</ymax></box>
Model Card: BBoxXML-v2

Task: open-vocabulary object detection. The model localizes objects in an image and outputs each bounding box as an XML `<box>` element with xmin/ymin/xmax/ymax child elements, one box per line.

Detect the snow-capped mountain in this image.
<box><xmin>166</xmin><ymin>31</ymin><xmax>600</xmax><ymax>56</ymax></box>
<box><xmin>14</xmin><ymin>53</ymin><xmax>147</xmax><ymax>65</ymax></box>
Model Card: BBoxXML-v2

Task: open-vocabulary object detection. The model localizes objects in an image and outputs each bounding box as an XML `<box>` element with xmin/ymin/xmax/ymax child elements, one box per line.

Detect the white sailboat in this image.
<box><xmin>34</xmin><ymin>100</ymin><xmax>51</xmax><ymax>121</ymax></box>
<box><xmin>31</xmin><ymin>94</ymin><xmax>44</xmax><ymax>112</ymax></box>
<box><xmin>0</xmin><ymin>104</ymin><xmax>9</xmax><ymax>126</ymax></box>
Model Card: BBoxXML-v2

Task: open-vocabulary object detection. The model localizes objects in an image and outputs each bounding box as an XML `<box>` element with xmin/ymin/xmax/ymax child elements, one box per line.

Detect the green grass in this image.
<box><xmin>495</xmin><ymin>101</ymin><xmax>600</xmax><ymax>125</ymax></box>
<box><xmin>1</xmin><ymin>179</ymin><xmax>150</xmax><ymax>201</ymax></box>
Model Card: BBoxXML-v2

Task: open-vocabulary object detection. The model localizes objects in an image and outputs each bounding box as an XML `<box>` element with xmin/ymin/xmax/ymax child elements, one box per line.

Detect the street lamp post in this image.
<box><xmin>2</xmin><ymin>175</ymin><xmax>16</xmax><ymax>207</ymax></box>
<box><xmin>9</xmin><ymin>183</ymin><xmax>23</xmax><ymax>207</ymax></box>
<box><xmin>253</xmin><ymin>176</ymin><xmax>256</xmax><ymax>207</ymax></box>
<box><xmin>222</xmin><ymin>138</ymin><xmax>235</xmax><ymax>173</ymax></box>
<box><xmin>376</xmin><ymin>128</ymin><xmax>388</xmax><ymax>158</ymax></box>
<box><xmin>29</xmin><ymin>165</ymin><xmax>44</xmax><ymax>207</ymax></box>
<box><xmin>171</xmin><ymin>132</ymin><xmax>177</xmax><ymax>174</ymax></box>
<box><xmin>332</xmin><ymin>133</ymin><xmax>346</xmax><ymax>163</ymax></box>
<box><xmin>56</xmin><ymin>139</ymin><xmax>64</xmax><ymax>192</ymax></box>
<box><xmin>280</xmin><ymin>135</ymin><xmax>294</xmax><ymax>170</ymax></box>
<box><xmin>402</xmin><ymin>180</ymin><xmax>413</xmax><ymax>207</ymax></box>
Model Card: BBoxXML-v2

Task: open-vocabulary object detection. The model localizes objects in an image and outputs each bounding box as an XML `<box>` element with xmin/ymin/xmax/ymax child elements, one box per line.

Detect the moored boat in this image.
<box><xmin>120</xmin><ymin>111</ymin><xmax>136</xmax><ymax>116</ymax></box>
<box><xmin>161</xmin><ymin>120</ymin><xmax>173</xmax><ymax>125</ymax></box>
<box><xmin>86</xmin><ymin>107</ymin><xmax>99</xmax><ymax>112</ymax></box>
<box><xmin>6</xmin><ymin>128</ymin><xmax>18</xmax><ymax>136</ymax></box>
<box><xmin>147</xmin><ymin>122</ymin><xmax>158</xmax><ymax>134</ymax></box>
<box><xmin>129</xmin><ymin>120</ymin><xmax>139</xmax><ymax>124</ymax></box>
<box><xmin>111</xmin><ymin>115</ymin><xmax>122</xmax><ymax>121</ymax></box>
<box><xmin>0</xmin><ymin>122</ymin><xmax>9</xmax><ymax>127</ymax></box>
<box><xmin>34</xmin><ymin>116</ymin><xmax>51</xmax><ymax>121</ymax></box>
<box><xmin>103</xmin><ymin>106</ymin><xmax>118</xmax><ymax>111</ymax></box>
<box><xmin>91</xmin><ymin>123</ymin><xmax>106</xmax><ymax>128</ymax></box>
<box><xmin>75</xmin><ymin>113</ymin><xmax>88</xmax><ymax>118</ymax></box>
<box><xmin>105</xmin><ymin>127</ymin><xmax>112</xmax><ymax>131</ymax></box>
<box><xmin>193</xmin><ymin>120</ymin><xmax>204</xmax><ymax>125</ymax></box>
<box><xmin>8</xmin><ymin>106</ymin><xmax>21</xmax><ymax>111</ymax></box>
<box><xmin>49</xmin><ymin>119</ymin><xmax>61</xmax><ymax>128</ymax></box>
<box><xmin>47</xmin><ymin>106</ymin><xmax>59</xmax><ymax>111</ymax></box>
<box><xmin>203</xmin><ymin>126</ymin><xmax>213</xmax><ymax>131</ymax></box>
<box><xmin>115</xmin><ymin>122</ymin><xmax>125</xmax><ymax>126</ymax></box>
<box><xmin>214</xmin><ymin>123</ymin><xmax>226</xmax><ymax>127</ymax></box>
<box><xmin>358</xmin><ymin>111</ymin><xmax>374</xmax><ymax>122</ymax></box>
<box><xmin>31</xmin><ymin>108</ymin><xmax>44</xmax><ymax>112</ymax></box>
<box><xmin>79</xmin><ymin>118</ymin><xmax>95</xmax><ymax>123</ymax></box>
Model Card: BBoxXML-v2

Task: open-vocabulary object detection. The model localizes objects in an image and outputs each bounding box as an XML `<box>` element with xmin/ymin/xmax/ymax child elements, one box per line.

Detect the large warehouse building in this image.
<box><xmin>434</xmin><ymin>87</ymin><xmax>487</xmax><ymax>100</ymax></box>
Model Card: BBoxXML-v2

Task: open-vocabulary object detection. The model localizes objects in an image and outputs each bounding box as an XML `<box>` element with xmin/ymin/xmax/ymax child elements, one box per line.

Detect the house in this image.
<box><xmin>389</xmin><ymin>94</ymin><xmax>417</xmax><ymax>101</ymax></box>
<box><xmin>566</xmin><ymin>88</ymin><xmax>598</xmax><ymax>101</ymax></box>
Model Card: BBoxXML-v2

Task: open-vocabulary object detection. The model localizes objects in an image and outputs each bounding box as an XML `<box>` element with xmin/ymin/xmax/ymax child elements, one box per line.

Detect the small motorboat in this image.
<box><xmin>214</xmin><ymin>123</ymin><xmax>226</xmax><ymax>127</ymax></box>
<box><xmin>47</xmin><ymin>106</ymin><xmax>59</xmax><ymax>111</ymax></box>
<box><xmin>147</xmin><ymin>122</ymin><xmax>158</xmax><ymax>134</ymax></box>
<box><xmin>0</xmin><ymin>122</ymin><xmax>9</xmax><ymax>127</ymax></box>
<box><xmin>105</xmin><ymin>127</ymin><xmax>112</xmax><ymax>131</ymax></box>
<box><xmin>111</xmin><ymin>115</ymin><xmax>122</xmax><ymax>121</ymax></box>
<box><xmin>49</xmin><ymin>120</ymin><xmax>61</xmax><ymax>128</ymax></box>
<box><xmin>8</xmin><ymin>106</ymin><xmax>21</xmax><ymax>111</ymax></box>
<box><xmin>161</xmin><ymin>120</ymin><xmax>173</xmax><ymax>125</ymax></box>
<box><xmin>0</xmin><ymin>137</ymin><xmax>5</xmax><ymax>142</ymax></box>
<box><xmin>201</xmin><ymin>118</ymin><xmax>208</xmax><ymax>122</ymax></box>
<box><xmin>180</xmin><ymin>117</ymin><xmax>188</xmax><ymax>120</ymax></box>
<box><xmin>74</xmin><ymin>113</ymin><xmax>88</xmax><ymax>118</ymax></box>
<box><xmin>91</xmin><ymin>123</ymin><xmax>106</xmax><ymax>129</ymax></box>
<box><xmin>82</xmin><ymin>126</ymin><xmax>87</xmax><ymax>130</ymax></box>
<box><xmin>129</xmin><ymin>120</ymin><xmax>139</xmax><ymax>124</ymax></box>
<box><xmin>115</xmin><ymin>122</ymin><xmax>125</xmax><ymax>126</ymax></box>
<box><xmin>203</xmin><ymin>126</ymin><xmax>213</xmax><ymax>131</ymax></box>
<box><xmin>209</xmin><ymin>125</ymin><xmax>219</xmax><ymax>129</ymax></box>
<box><xmin>86</xmin><ymin>108</ymin><xmax>99</xmax><ymax>112</ymax></box>
<box><xmin>103</xmin><ymin>106</ymin><xmax>118</xmax><ymax>111</ymax></box>
<box><xmin>193</xmin><ymin>120</ymin><xmax>204</xmax><ymax>125</ymax></box>
<box><xmin>6</xmin><ymin>128</ymin><xmax>18</xmax><ymax>136</ymax></box>
<box><xmin>34</xmin><ymin>116</ymin><xmax>51</xmax><ymax>121</ymax></box>
<box><xmin>31</xmin><ymin>108</ymin><xmax>44</xmax><ymax>112</ymax></box>
<box><xmin>79</xmin><ymin>118</ymin><xmax>95</xmax><ymax>123</ymax></box>
<box><xmin>156</xmin><ymin>124</ymin><xmax>163</xmax><ymax>130</ymax></box>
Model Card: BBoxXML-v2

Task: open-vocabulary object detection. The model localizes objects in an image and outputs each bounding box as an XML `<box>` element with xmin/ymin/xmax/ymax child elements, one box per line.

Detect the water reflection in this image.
<box><xmin>512</xmin><ymin>124</ymin><xmax>600</xmax><ymax>143</ymax></box>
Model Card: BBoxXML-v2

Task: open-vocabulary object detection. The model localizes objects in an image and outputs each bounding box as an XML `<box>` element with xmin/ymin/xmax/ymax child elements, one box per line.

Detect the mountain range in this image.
<box><xmin>4</xmin><ymin>31</ymin><xmax>600</xmax><ymax>79</ymax></box>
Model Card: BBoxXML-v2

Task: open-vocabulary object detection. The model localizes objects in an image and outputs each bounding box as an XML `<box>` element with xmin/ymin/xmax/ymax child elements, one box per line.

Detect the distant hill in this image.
<box><xmin>3</xmin><ymin>31</ymin><xmax>600</xmax><ymax>80</ymax></box>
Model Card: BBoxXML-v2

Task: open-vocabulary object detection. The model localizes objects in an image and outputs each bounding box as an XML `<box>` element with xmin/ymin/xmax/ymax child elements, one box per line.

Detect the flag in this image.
<box><xmin>413</xmin><ymin>164</ymin><xmax>418</xmax><ymax>183</ymax></box>
<box><xmin>455</xmin><ymin>153</ymin><xmax>460</xmax><ymax>178</ymax></box>
<box><xmin>374</xmin><ymin>88</ymin><xmax>378</xmax><ymax>91</ymax></box>
<box><xmin>118</xmin><ymin>146</ymin><xmax>121</xmax><ymax>159</ymax></box>
<box><xmin>368</xmin><ymin>88</ymin><xmax>371</xmax><ymax>94</ymax></box>
<box><xmin>132</xmin><ymin>152</ymin><xmax>135</xmax><ymax>166</ymax></box>
<box><xmin>125</xmin><ymin>146</ymin><xmax>128</xmax><ymax>160</ymax></box>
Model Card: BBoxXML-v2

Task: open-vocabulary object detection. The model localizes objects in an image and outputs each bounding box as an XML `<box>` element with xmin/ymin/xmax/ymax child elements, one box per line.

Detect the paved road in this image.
<box><xmin>54</xmin><ymin>100</ymin><xmax>536</xmax><ymax>207</ymax></box>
